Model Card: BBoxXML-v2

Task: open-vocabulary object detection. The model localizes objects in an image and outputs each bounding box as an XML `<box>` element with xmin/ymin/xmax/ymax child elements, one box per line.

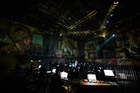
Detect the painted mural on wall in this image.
<box><xmin>58</xmin><ymin>37</ymin><xmax>78</xmax><ymax>57</ymax></box>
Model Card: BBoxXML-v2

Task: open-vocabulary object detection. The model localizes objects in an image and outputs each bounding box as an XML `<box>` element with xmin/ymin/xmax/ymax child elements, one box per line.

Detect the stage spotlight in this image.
<box><xmin>110</xmin><ymin>14</ymin><xmax>114</xmax><ymax>17</ymax></box>
<box><xmin>112</xmin><ymin>34</ymin><xmax>116</xmax><ymax>37</ymax></box>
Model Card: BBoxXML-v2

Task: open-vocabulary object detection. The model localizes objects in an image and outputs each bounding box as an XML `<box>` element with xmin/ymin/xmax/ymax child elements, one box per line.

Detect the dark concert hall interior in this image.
<box><xmin>0</xmin><ymin>0</ymin><xmax>140</xmax><ymax>93</ymax></box>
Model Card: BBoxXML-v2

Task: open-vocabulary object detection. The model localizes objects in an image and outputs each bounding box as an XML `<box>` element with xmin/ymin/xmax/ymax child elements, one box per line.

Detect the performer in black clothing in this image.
<box><xmin>123</xmin><ymin>46</ymin><xmax>131</xmax><ymax>58</ymax></box>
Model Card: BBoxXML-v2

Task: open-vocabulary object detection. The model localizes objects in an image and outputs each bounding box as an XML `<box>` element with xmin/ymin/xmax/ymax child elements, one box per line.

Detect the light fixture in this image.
<box><xmin>113</xmin><ymin>1</ymin><xmax>119</xmax><ymax>5</ymax></box>
<box><xmin>112</xmin><ymin>34</ymin><xmax>116</xmax><ymax>37</ymax></box>
<box><xmin>110</xmin><ymin>14</ymin><xmax>114</xmax><ymax>17</ymax></box>
<box><xmin>100</xmin><ymin>31</ymin><xmax>107</xmax><ymax>38</ymax></box>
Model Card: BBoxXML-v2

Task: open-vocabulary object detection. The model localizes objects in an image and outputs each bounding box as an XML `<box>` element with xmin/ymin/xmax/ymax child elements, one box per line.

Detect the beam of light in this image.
<box><xmin>67</xmin><ymin>10</ymin><xmax>97</xmax><ymax>30</ymax></box>
<box><xmin>96</xmin><ymin>34</ymin><xmax>116</xmax><ymax>51</ymax></box>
